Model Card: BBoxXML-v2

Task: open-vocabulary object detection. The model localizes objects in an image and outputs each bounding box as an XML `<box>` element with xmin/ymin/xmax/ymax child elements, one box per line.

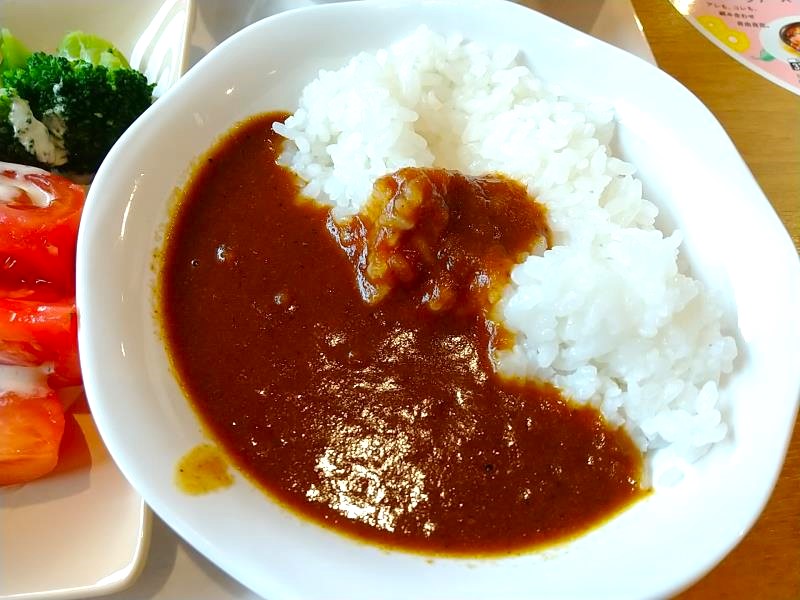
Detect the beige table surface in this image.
<box><xmin>630</xmin><ymin>1</ymin><xmax>800</xmax><ymax>598</ymax></box>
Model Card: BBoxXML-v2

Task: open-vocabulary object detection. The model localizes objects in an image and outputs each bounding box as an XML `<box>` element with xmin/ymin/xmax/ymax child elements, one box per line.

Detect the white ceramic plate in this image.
<box><xmin>0</xmin><ymin>2</ymin><xmax>194</xmax><ymax>599</ymax></box>
<box><xmin>111</xmin><ymin>2</ymin><xmax>659</xmax><ymax>598</ymax></box>
<box><xmin>0</xmin><ymin>391</ymin><xmax>150</xmax><ymax>600</ymax></box>
<box><xmin>77</xmin><ymin>1</ymin><xmax>800</xmax><ymax>599</ymax></box>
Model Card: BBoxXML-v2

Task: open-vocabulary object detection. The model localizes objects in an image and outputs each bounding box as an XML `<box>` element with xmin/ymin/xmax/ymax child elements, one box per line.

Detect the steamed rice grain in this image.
<box><xmin>274</xmin><ymin>27</ymin><xmax>737</xmax><ymax>462</ymax></box>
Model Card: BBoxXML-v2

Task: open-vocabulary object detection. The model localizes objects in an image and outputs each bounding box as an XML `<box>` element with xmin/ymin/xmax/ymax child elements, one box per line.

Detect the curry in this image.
<box><xmin>160</xmin><ymin>113</ymin><xmax>644</xmax><ymax>555</ymax></box>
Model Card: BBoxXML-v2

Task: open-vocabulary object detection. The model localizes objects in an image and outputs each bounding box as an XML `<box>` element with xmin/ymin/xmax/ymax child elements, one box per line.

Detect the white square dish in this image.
<box><xmin>0</xmin><ymin>1</ymin><xmax>195</xmax><ymax>598</ymax></box>
<box><xmin>0</xmin><ymin>394</ymin><xmax>150</xmax><ymax>600</ymax></box>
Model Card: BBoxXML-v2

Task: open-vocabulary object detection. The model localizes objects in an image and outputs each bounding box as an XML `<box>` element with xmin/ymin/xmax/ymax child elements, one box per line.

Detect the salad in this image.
<box><xmin>0</xmin><ymin>30</ymin><xmax>154</xmax><ymax>485</ymax></box>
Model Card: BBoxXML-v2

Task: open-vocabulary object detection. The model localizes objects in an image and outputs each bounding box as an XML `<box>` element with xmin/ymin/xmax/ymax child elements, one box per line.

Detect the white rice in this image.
<box><xmin>274</xmin><ymin>27</ymin><xmax>737</xmax><ymax>462</ymax></box>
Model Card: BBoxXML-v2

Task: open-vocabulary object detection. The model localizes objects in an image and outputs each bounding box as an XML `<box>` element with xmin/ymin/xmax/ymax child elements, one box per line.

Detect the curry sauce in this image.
<box><xmin>160</xmin><ymin>113</ymin><xmax>645</xmax><ymax>555</ymax></box>
<box><xmin>175</xmin><ymin>443</ymin><xmax>234</xmax><ymax>495</ymax></box>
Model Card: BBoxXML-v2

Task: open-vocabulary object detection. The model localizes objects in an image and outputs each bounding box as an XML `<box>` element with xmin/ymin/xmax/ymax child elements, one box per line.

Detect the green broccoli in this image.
<box><xmin>0</xmin><ymin>89</ymin><xmax>42</xmax><ymax>165</ymax></box>
<box><xmin>1</xmin><ymin>85</ymin><xmax>71</xmax><ymax>167</ymax></box>
<box><xmin>0</xmin><ymin>31</ymin><xmax>43</xmax><ymax>165</ymax></box>
<box><xmin>0</xmin><ymin>32</ymin><xmax>154</xmax><ymax>173</ymax></box>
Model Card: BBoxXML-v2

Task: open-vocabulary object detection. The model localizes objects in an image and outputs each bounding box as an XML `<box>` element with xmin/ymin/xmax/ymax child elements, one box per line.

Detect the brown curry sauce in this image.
<box><xmin>160</xmin><ymin>113</ymin><xmax>645</xmax><ymax>556</ymax></box>
<box><xmin>175</xmin><ymin>443</ymin><xmax>234</xmax><ymax>495</ymax></box>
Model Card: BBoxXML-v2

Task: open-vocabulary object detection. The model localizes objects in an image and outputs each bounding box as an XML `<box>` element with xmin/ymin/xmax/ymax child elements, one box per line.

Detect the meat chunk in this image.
<box><xmin>333</xmin><ymin>167</ymin><xmax>551</xmax><ymax>313</ymax></box>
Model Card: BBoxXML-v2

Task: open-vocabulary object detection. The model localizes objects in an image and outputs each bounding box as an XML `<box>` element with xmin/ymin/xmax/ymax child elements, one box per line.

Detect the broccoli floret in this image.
<box><xmin>2</xmin><ymin>52</ymin><xmax>154</xmax><ymax>173</ymax></box>
<box><xmin>0</xmin><ymin>32</ymin><xmax>41</xmax><ymax>165</ymax></box>
<box><xmin>0</xmin><ymin>89</ymin><xmax>41</xmax><ymax>165</ymax></box>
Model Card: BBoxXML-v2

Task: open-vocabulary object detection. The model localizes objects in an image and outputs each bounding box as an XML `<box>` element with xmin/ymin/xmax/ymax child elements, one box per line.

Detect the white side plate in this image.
<box><xmin>0</xmin><ymin>1</ymin><xmax>194</xmax><ymax>598</ymax></box>
<box><xmin>0</xmin><ymin>396</ymin><xmax>150</xmax><ymax>600</ymax></box>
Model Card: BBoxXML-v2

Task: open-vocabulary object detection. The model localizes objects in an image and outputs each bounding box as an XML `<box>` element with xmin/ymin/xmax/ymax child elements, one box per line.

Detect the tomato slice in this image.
<box><xmin>0</xmin><ymin>297</ymin><xmax>80</xmax><ymax>387</ymax></box>
<box><xmin>0</xmin><ymin>162</ymin><xmax>85</xmax><ymax>294</ymax></box>
<box><xmin>0</xmin><ymin>280</ymin><xmax>65</xmax><ymax>302</ymax></box>
<box><xmin>0</xmin><ymin>163</ymin><xmax>83</xmax><ymax>485</ymax></box>
<box><xmin>0</xmin><ymin>388</ymin><xmax>65</xmax><ymax>485</ymax></box>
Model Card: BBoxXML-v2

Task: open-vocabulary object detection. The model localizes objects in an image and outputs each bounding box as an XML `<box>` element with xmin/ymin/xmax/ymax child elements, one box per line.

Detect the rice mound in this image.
<box><xmin>274</xmin><ymin>27</ymin><xmax>737</xmax><ymax>460</ymax></box>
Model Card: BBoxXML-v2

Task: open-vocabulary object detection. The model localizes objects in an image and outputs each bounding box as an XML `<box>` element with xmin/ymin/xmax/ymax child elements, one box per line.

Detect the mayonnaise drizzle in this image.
<box><xmin>0</xmin><ymin>161</ymin><xmax>56</xmax><ymax>208</ymax></box>
<box><xmin>8</xmin><ymin>96</ymin><xmax>68</xmax><ymax>166</ymax></box>
<box><xmin>0</xmin><ymin>364</ymin><xmax>50</xmax><ymax>396</ymax></box>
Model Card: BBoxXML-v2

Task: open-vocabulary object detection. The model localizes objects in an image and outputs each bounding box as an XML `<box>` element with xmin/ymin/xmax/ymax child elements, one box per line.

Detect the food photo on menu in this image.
<box><xmin>1</xmin><ymin>1</ymin><xmax>798</xmax><ymax>600</ymax></box>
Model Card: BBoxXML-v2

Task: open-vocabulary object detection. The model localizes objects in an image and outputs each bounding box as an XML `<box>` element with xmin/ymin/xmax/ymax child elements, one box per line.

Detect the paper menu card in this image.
<box><xmin>670</xmin><ymin>0</ymin><xmax>800</xmax><ymax>95</ymax></box>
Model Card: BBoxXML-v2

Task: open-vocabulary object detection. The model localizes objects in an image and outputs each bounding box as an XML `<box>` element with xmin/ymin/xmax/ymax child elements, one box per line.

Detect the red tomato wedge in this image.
<box><xmin>0</xmin><ymin>162</ymin><xmax>86</xmax><ymax>294</ymax></box>
<box><xmin>0</xmin><ymin>388</ymin><xmax>65</xmax><ymax>485</ymax></box>
<box><xmin>0</xmin><ymin>297</ymin><xmax>80</xmax><ymax>388</ymax></box>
